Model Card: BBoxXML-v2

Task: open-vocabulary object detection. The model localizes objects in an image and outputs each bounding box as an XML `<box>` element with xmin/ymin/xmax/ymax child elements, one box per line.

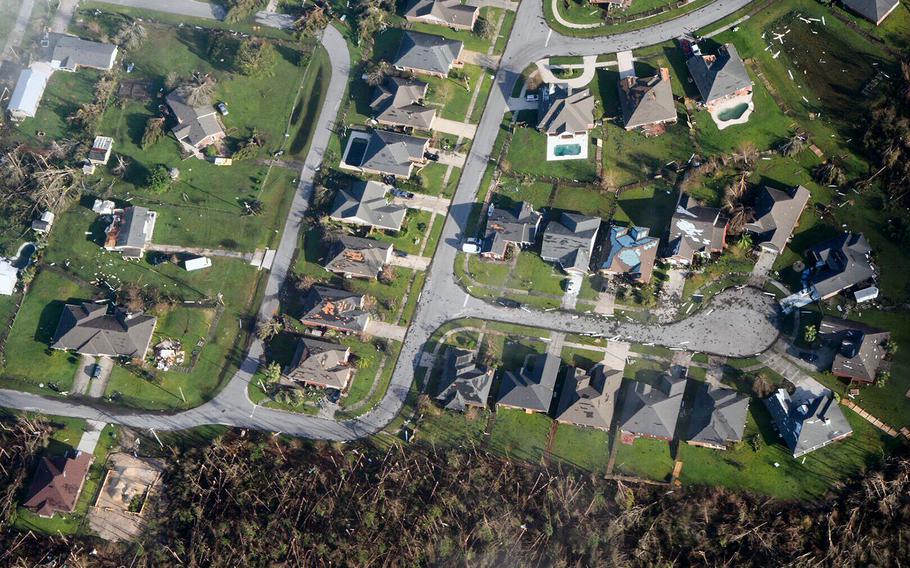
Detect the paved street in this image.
<box><xmin>0</xmin><ymin>0</ymin><xmax>766</xmax><ymax>441</ymax></box>
<box><xmin>1</xmin><ymin>0</ymin><xmax>35</xmax><ymax>66</ymax></box>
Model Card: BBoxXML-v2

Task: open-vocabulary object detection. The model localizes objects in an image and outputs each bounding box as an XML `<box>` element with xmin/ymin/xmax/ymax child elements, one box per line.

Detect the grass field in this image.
<box><xmin>549</xmin><ymin>424</ymin><xmax>611</xmax><ymax>472</ymax></box>
<box><xmin>613</xmin><ymin>185</ymin><xmax>677</xmax><ymax>238</ymax></box>
<box><xmin>488</xmin><ymin>407</ymin><xmax>551</xmax><ymax>463</ymax></box>
<box><xmin>12</xmin><ymin>69</ymin><xmax>100</xmax><ymax>145</ymax></box>
<box><xmin>552</xmin><ymin>184</ymin><xmax>614</xmax><ymax>217</ymax></box>
<box><xmin>505</xmin><ymin>128</ymin><xmax>599</xmax><ymax>181</ymax></box>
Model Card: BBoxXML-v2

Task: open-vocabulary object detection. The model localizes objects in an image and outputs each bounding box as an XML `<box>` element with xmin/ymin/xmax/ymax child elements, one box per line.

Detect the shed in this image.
<box><xmin>0</xmin><ymin>260</ymin><xmax>17</xmax><ymax>295</ymax></box>
<box><xmin>183</xmin><ymin>256</ymin><xmax>212</xmax><ymax>271</ymax></box>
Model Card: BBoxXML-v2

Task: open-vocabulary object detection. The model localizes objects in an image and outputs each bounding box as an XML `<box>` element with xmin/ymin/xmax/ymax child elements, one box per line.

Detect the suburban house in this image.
<box><xmin>554</xmin><ymin>364</ymin><xmax>623</xmax><ymax>431</ymax></box>
<box><xmin>617</xmin><ymin>369</ymin><xmax>687</xmax><ymax>442</ymax></box>
<box><xmin>104</xmin><ymin>206</ymin><xmax>157</xmax><ymax>260</ymax></box>
<box><xmin>48</xmin><ymin>33</ymin><xmax>118</xmax><ymax>71</ymax></box>
<box><xmin>323</xmin><ymin>234</ymin><xmax>393</xmax><ymax>279</ymax></box>
<box><xmin>764</xmin><ymin>377</ymin><xmax>853</xmax><ymax>458</ymax></box>
<box><xmin>22</xmin><ymin>451</ymin><xmax>93</xmax><ymax>518</ymax></box>
<box><xmin>166</xmin><ymin>87</ymin><xmax>226</xmax><ymax>153</ymax></box>
<box><xmin>600</xmin><ymin>225</ymin><xmax>660</xmax><ymax>283</ymax></box>
<box><xmin>393</xmin><ymin>31</ymin><xmax>463</xmax><ymax>78</ymax></box>
<box><xmin>0</xmin><ymin>259</ymin><xmax>16</xmax><ymax>296</ymax></box>
<box><xmin>88</xmin><ymin>135</ymin><xmax>114</xmax><ymax>165</ymax></box>
<box><xmin>806</xmin><ymin>232</ymin><xmax>875</xmax><ymax>300</ymax></box>
<box><xmin>664</xmin><ymin>194</ymin><xmax>727</xmax><ymax>265</ymax></box>
<box><xmin>7</xmin><ymin>62</ymin><xmax>53</xmax><ymax>121</ymax></box>
<box><xmin>745</xmin><ymin>185</ymin><xmax>811</xmax><ymax>254</ymax></box>
<box><xmin>299</xmin><ymin>286</ymin><xmax>371</xmax><ymax>334</ymax></box>
<box><xmin>819</xmin><ymin>317</ymin><xmax>891</xmax><ymax>384</ymax></box>
<box><xmin>686</xmin><ymin>384</ymin><xmax>750</xmax><ymax>450</ymax></box>
<box><xmin>51</xmin><ymin>302</ymin><xmax>157</xmax><ymax>359</ymax></box>
<box><xmin>685</xmin><ymin>42</ymin><xmax>753</xmax><ymax>111</ymax></box>
<box><xmin>537</xmin><ymin>85</ymin><xmax>596</xmax><ymax>161</ymax></box>
<box><xmin>404</xmin><ymin>0</ymin><xmax>479</xmax><ymax>31</ymax></box>
<box><xmin>540</xmin><ymin>212</ymin><xmax>600</xmax><ymax>275</ymax></box>
<box><xmin>359</xmin><ymin>129</ymin><xmax>431</xmax><ymax>178</ymax></box>
<box><xmin>617</xmin><ymin>68</ymin><xmax>677</xmax><ymax>134</ymax></box>
<box><xmin>842</xmin><ymin>0</ymin><xmax>901</xmax><ymax>25</ymax></box>
<box><xmin>31</xmin><ymin>210</ymin><xmax>55</xmax><ymax>233</ymax></box>
<box><xmin>370</xmin><ymin>76</ymin><xmax>437</xmax><ymax>131</ymax></box>
<box><xmin>497</xmin><ymin>353</ymin><xmax>560</xmax><ymax>414</ymax></box>
<box><xmin>435</xmin><ymin>348</ymin><xmax>495</xmax><ymax>412</ymax></box>
<box><xmin>281</xmin><ymin>337</ymin><xmax>354</xmax><ymax>393</ymax></box>
<box><xmin>329</xmin><ymin>180</ymin><xmax>408</xmax><ymax>232</ymax></box>
<box><xmin>480</xmin><ymin>201</ymin><xmax>542</xmax><ymax>260</ymax></box>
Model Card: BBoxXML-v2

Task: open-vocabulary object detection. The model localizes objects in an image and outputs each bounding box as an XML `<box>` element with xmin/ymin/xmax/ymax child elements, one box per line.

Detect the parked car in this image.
<box><xmin>565</xmin><ymin>278</ymin><xmax>580</xmax><ymax>294</ymax></box>
<box><xmin>326</xmin><ymin>389</ymin><xmax>341</xmax><ymax>404</ymax></box>
<box><xmin>381</xmin><ymin>174</ymin><xmax>397</xmax><ymax>186</ymax></box>
<box><xmin>392</xmin><ymin>188</ymin><xmax>414</xmax><ymax>199</ymax></box>
<box><xmin>216</xmin><ymin>102</ymin><xmax>229</xmax><ymax>115</ymax></box>
<box><xmin>91</xmin><ymin>364</ymin><xmax>103</xmax><ymax>379</ymax></box>
<box><xmin>396</xmin><ymin>250</ymin><xmax>408</xmax><ymax>257</ymax></box>
<box><xmin>424</xmin><ymin>151</ymin><xmax>440</xmax><ymax>162</ymax></box>
<box><xmin>496</xmin><ymin>298</ymin><xmax>520</xmax><ymax>309</ymax></box>
<box><xmin>461</xmin><ymin>242</ymin><xmax>480</xmax><ymax>254</ymax></box>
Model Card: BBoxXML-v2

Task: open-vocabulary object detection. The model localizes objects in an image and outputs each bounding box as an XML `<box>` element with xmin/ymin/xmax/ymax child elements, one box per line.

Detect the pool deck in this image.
<box><xmin>546</xmin><ymin>132</ymin><xmax>589</xmax><ymax>161</ymax></box>
<box><xmin>709</xmin><ymin>95</ymin><xmax>754</xmax><ymax>130</ymax></box>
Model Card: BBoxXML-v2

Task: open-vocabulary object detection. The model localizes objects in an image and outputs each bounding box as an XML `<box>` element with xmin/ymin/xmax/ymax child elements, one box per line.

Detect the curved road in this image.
<box><xmin>0</xmin><ymin>0</ymin><xmax>769</xmax><ymax>440</ymax></box>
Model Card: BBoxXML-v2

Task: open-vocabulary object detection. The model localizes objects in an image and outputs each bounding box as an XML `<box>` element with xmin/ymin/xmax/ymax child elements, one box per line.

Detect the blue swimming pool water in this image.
<box><xmin>553</xmin><ymin>144</ymin><xmax>582</xmax><ymax>157</ymax></box>
<box><xmin>717</xmin><ymin>102</ymin><xmax>749</xmax><ymax>121</ymax></box>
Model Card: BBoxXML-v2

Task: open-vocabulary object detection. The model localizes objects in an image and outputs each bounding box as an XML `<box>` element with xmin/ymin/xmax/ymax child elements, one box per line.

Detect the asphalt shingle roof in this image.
<box><xmin>538</xmin><ymin>87</ymin><xmax>595</xmax><ymax>135</ymax></box>
<box><xmin>807</xmin><ymin>232</ymin><xmax>875</xmax><ymax>299</ymax></box>
<box><xmin>370</xmin><ymin>77</ymin><xmax>436</xmax><ymax>130</ymax></box>
<box><xmin>617</xmin><ymin>372</ymin><xmax>686</xmax><ymax>439</ymax></box>
<box><xmin>618</xmin><ymin>69</ymin><xmax>677</xmax><ymax>130</ymax></box>
<box><xmin>497</xmin><ymin>353</ymin><xmax>560</xmax><ymax>413</ymax></box>
<box><xmin>602</xmin><ymin>225</ymin><xmax>660</xmax><ymax>282</ymax></box>
<box><xmin>842</xmin><ymin>0</ymin><xmax>900</xmax><ymax>24</ymax></box>
<box><xmin>49</xmin><ymin>34</ymin><xmax>117</xmax><ymax>70</ymax></box>
<box><xmin>745</xmin><ymin>185</ymin><xmax>810</xmax><ymax>253</ymax></box>
<box><xmin>686</xmin><ymin>384</ymin><xmax>749</xmax><ymax>448</ymax></box>
<box><xmin>282</xmin><ymin>337</ymin><xmax>353</xmax><ymax>391</ymax></box>
<box><xmin>820</xmin><ymin>317</ymin><xmax>890</xmax><ymax>384</ymax></box>
<box><xmin>555</xmin><ymin>364</ymin><xmax>623</xmax><ymax>430</ymax></box>
<box><xmin>299</xmin><ymin>286</ymin><xmax>370</xmax><ymax>333</ymax></box>
<box><xmin>323</xmin><ymin>234</ymin><xmax>391</xmax><ymax>279</ymax></box>
<box><xmin>330</xmin><ymin>180</ymin><xmax>407</xmax><ymax>231</ymax></box>
<box><xmin>482</xmin><ymin>201</ymin><xmax>542</xmax><ymax>257</ymax></box>
<box><xmin>405</xmin><ymin>0</ymin><xmax>478</xmax><ymax>28</ymax></box>
<box><xmin>359</xmin><ymin>129</ymin><xmax>429</xmax><ymax>177</ymax></box>
<box><xmin>393</xmin><ymin>31</ymin><xmax>462</xmax><ymax>76</ymax></box>
<box><xmin>666</xmin><ymin>194</ymin><xmax>727</xmax><ymax>263</ymax></box>
<box><xmin>435</xmin><ymin>348</ymin><xmax>494</xmax><ymax>412</ymax></box>
<box><xmin>764</xmin><ymin>378</ymin><xmax>853</xmax><ymax>458</ymax></box>
<box><xmin>686</xmin><ymin>43</ymin><xmax>752</xmax><ymax>104</ymax></box>
<box><xmin>540</xmin><ymin>212</ymin><xmax>600</xmax><ymax>273</ymax></box>
<box><xmin>51</xmin><ymin>303</ymin><xmax>157</xmax><ymax>358</ymax></box>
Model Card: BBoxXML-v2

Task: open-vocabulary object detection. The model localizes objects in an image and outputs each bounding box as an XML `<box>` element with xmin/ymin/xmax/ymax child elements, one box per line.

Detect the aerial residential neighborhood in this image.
<box><xmin>0</xmin><ymin>0</ymin><xmax>909</xmax><ymax>564</ymax></box>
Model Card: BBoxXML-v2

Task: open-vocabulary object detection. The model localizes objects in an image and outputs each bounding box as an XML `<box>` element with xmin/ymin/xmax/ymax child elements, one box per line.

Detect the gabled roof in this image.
<box><xmin>166</xmin><ymin>88</ymin><xmax>225</xmax><ymax>149</ymax></box>
<box><xmin>324</xmin><ymin>234</ymin><xmax>391</xmax><ymax>279</ymax></box>
<box><xmin>745</xmin><ymin>185</ymin><xmax>810</xmax><ymax>253</ymax></box>
<box><xmin>359</xmin><ymin>129</ymin><xmax>429</xmax><ymax>177</ymax></box>
<box><xmin>819</xmin><ymin>317</ymin><xmax>890</xmax><ymax>383</ymax></box>
<box><xmin>104</xmin><ymin>206</ymin><xmax>156</xmax><ymax>256</ymax></box>
<box><xmin>329</xmin><ymin>180</ymin><xmax>407</xmax><ymax>232</ymax></box>
<box><xmin>686</xmin><ymin>43</ymin><xmax>752</xmax><ymax>103</ymax></box>
<box><xmin>538</xmin><ymin>87</ymin><xmax>595</xmax><ymax>135</ymax></box>
<box><xmin>435</xmin><ymin>348</ymin><xmax>494</xmax><ymax>412</ymax></box>
<box><xmin>481</xmin><ymin>201</ymin><xmax>542</xmax><ymax>257</ymax></box>
<box><xmin>22</xmin><ymin>451</ymin><xmax>92</xmax><ymax>517</ymax></box>
<box><xmin>617</xmin><ymin>371</ymin><xmax>687</xmax><ymax>439</ymax></box>
<box><xmin>666</xmin><ymin>194</ymin><xmax>727</xmax><ymax>262</ymax></box>
<box><xmin>602</xmin><ymin>225</ymin><xmax>660</xmax><ymax>282</ymax></box>
<box><xmin>52</xmin><ymin>302</ymin><xmax>156</xmax><ymax>358</ymax></box>
<box><xmin>300</xmin><ymin>286</ymin><xmax>370</xmax><ymax>333</ymax></box>
<box><xmin>393</xmin><ymin>31</ymin><xmax>463</xmax><ymax>76</ymax></box>
<box><xmin>842</xmin><ymin>0</ymin><xmax>900</xmax><ymax>24</ymax></box>
<box><xmin>370</xmin><ymin>77</ymin><xmax>436</xmax><ymax>130</ymax></box>
<box><xmin>764</xmin><ymin>378</ymin><xmax>853</xmax><ymax>457</ymax></box>
<box><xmin>497</xmin><ymin>353</ymin><xmax>560</xmax><ymax>413</ymax></box>
<box><xmin>555</xmin><ymin>364</ymin><xmax>623</xmax><ymax>430</ymax></box>
<box><xmin>540</xmin><ymin>212</ymin><xmax>600</xmax><ymax>273</ymax></box>
<box><xmin>618</xmin><ymin>68</ymin><xmax>677</xmax><ymax>129</ymax></box>
<box><xmin>686</xmin><ymin>384</ymin><xmax>749</xmax><ymax>447</ymax></box>
<box><xmin>49</xmin><ymin>34</ymin><xmax>118</xmax><ymax>70</ymax></box>
<box><xmin>807</xmin><ymin>232</ymin><xmax>875</xmax><ymax>298</ymax></box>
<box><xmin>8</xmin><ymin>62</ymin><xmax>52</xmax><ymax>118</ymax></box>
<box><xmin>405</xmin><ymin>0</ymin><xmax>479</xmax><ymax>28</ymax></box>
<box><xmin>282</xmin><ymin>337</ymin><xmax>353</xmax><ymax>391</ymax></box>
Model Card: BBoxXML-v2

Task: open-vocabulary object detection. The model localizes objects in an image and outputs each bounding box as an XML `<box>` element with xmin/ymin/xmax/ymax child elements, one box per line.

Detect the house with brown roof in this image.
<box><xmin>22</xmin><ymin>451</ymin><xmax>93</xmax><ymax>518</ymax></box>
<box><xmin>299</xmin><ymin>286</ymin><xmax>371</xmax><ymax>334</ymax></box>
<box><xmin>281</xmin><ymin>337</ymin><xmax>354</xmax><ymax>392</ymax></box>
<box><xmin>435</xmin><ymin>348</ymin><xmax>494</xmax><ymax>412</ymax></box>
<box><xmin>745</xmin><ymin>185</ymin><xmax>811</xmax><ymax>254</ymax></box>
<box><xmin>819</xmin><ymin>317</ymin><xmax>891</xmax><ymax>384</ymax></box>
<box><xmin>617</xmin><ymin>68</ymin><xmax>677</xmax><ymax>134</ymax></box>
<box><xmin>323</xmin><ymin>234</ymin><xmax>392</xmax><ymax>280</ymax></box>
<box><xmin>51</xmin><ymin>302</ymin><xmax>157</xmax><ymax>359</ymax></box>
<box><xmin>663</xmin><ymin>194</ymin><xmax>727</xmax><ymax>265</ymax></box>
<box><xmin>555</xmin><ymin>364</ymin><xmax>623</xmax><ymax>431</ymax></box>
<box><xmin>404</xmin><ymin>0</ymin><xmax>479</xmax><ymax>31</ymax></box>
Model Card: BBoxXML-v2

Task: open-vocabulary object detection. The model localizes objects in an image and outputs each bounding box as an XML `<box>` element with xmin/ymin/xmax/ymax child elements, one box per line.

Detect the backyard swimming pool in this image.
<box><xmin>717</xmin><ymin>102</ymin><xmax>750</xmax><ymax>121</ymax></box>
<box><xmin>553</xmin><ymin>144</ymin><xmax>582</xmax><ymax>157</ymax></box>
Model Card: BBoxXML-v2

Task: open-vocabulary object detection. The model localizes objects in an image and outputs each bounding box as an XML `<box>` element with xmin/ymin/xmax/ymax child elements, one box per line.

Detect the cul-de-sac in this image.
<box><xmin>0</xmin><ymin>0</ymin><xmax>909</xmax><ymax>564</ymax></box>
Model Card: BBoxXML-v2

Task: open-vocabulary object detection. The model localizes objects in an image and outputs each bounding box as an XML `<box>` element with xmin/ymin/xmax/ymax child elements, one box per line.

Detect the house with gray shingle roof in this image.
<box><xmin>764</xmin><ymin>377</ymin><xmax>853</xmax><ymax>458</ymax></box>
<box><xmin>617</xmin><ymin>369</ymin><xmax>687</xmax><ymax>441</ymax></box>
<box><xmin>842</xmin><ymin>0</ymin><xmax>900</xmax><ymax>25</ymax></box>
<box><xmin>436</xmin><ymin>348</ymin><xmax>494</xmax><ymax>412</ymax></box>
<box><xmin>480</xmin><ymin>201</ymin><xmax>542</xmax><ymax>260</ymax></box>
<box><xmin>618</xmin><ymin>68</ymin><xmax>678</xmax><ymax>133</ymax></box>
<box><xmin>323</xmin><ymin>234</ymin><xmax>392</xmax><ymax>280</ymax></box>
<box><xmin>745</xmin><ymin>185</ymin><xmax>811</xmax><ymax>253</ymax></box>
<box><xmin>806</xmin><ymin>232</ymin><xmax>875</xmax><ymax>300</ymax></box>
<box><xmin>686</xmin><ymin>43</ymin><xmax>753</xmax><ymax>111</ymax></box>
<box><xmin>48</xmin><ymin>34</ymin><xmax>118</xmax><ymax>71</ymax></box>
<box><xmin>393</xmin><ymin>31</ymin><xmax>463</xmax><ymax>78</ymax></box>
<box><xmin>404</xmin><ymin>0</ymin><xmax>479</xmax><ymax>31</ymax></box>
<box><xmin>370</xmin><ymin>76</ymin><xmax>437</xmax><ymax>131</ymax></box>
<box><xmin>166</xmin><ymin>88</ymin><xmax>226</xmax><ymax>153</ymax></box>
<box><xmin>686</xmin><ymin>384</ymin><xmax>749</xmax><ymax>450</ymax></box>
<box><xmin>664</xmin><ymin>194</ymin><xmax>727</xmax><ymax>265</ymax></box>
<box><xmin>601</xmin><ymin>225</ymin><xmax>660</xmax><ymax>283</ymax></box>
<box><xmin>540</xmin><ymin>212</ymin><xmax>600</xmax><ymax>275</ymax></box>
<box><xmin>357</xmin><ymin>129</ymin><xmax>430</xmax><ymax>178</ymax></box>
<box><xmin>555</xmin><ymin>364</ymin><xmax>623</xmax><ymax>431</ymax></box>
<box><xmin>299</xmin><ymin>286</ymin><xmax>371</xmax><ymax>334</ymax></box>
<box><xmin>329</xmin><ymin>180</ymin><xmax>407</xmax><ymax>232</ymax></box>
<box><xmin>538</xmin><ymin>86</ymin><xmax>595</xmax><ymax>136</ymax></box>
<box><xmin>819</xmin><ymin>317</ymin><xmax>890</xmax><ymax>384</ymax></box>
<box><xmin>281</xmin><ymin>337</ymin><xmax>354</xmax><ymax>392</ymax></box>
<box><xmin>51</xmin><ymin>302</ymin><xmax>157</xmax><ymax>359</ymax></box>
<box><xmin>103</xmin><ymin>206</ymin><xmax>157</xmax><ymax>260</ymax></box>
<box><xmin>497</xmin><ymin>353</ymin><xmax>560</xmax><ymax>414</ymax></box>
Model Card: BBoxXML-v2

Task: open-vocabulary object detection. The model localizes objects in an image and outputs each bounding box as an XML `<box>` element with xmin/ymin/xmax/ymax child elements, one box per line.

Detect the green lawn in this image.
<box><xmin>11</xmin><ymin>69</ymin><xmax>99</xmax><ymax>146</ymax></box>
<box><xmin>552</xmin><ymin>185</ymin><xmax>615</xmax><ymax>217</ymax></box>
<box><xmin>488</xmin><ymin>407</ymin><xmax>552</xmax><ymax>463</ymax></box>
<box><xmin>415</xmin><ymin>405</ymin><xmax>489</xmax><ymax>447</ymax></box>
<box><xmin>504</xmin><ymin>128</ymin><xmax>598</xmax><ymax>182</ymax></box>
<box><xmin>613</xmin><ymin>185</ymin><xmax>677</xmax><ymax>238</ymax></box>
<box><xmin>424</xmin><ymin>64</ymin><xmax>488</xmax><ymax>122</ymax></box>
<box><xmin>561</xmin><ymin>346</ymin><xmax>604</xmax><ymax>369</ymax></box>
<box><xmin>601</xmin><ymin>121</ymin><xmax>691</xmax><ymax>187</ymax></box>
<box><xmin>371</xmin><ymin>210</ymin><xmax>435</xmax><ymax>255</ymax></box>
<box><xmin>495</xmin><ymin>178</ymin><xmax>554</xmax><ymax>209</ymax></box>
<box><xmin>549</xmin><ymin>424</ymin><xmax>611</xmax><ymax>472</ymax></box>
<box><xmin>613</xmin><ymin>436</ymin><xmax>675</xmax><ymax>481</ymax></box>
<box><xmin>508</xmin><ymin>251</ymin><xmax>565</xmax><ymax>296</ymax></box>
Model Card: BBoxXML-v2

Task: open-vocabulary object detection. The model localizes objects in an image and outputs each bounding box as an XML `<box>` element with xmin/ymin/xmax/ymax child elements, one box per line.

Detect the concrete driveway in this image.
<box><xmin>88</xmin><ymin>356</ymin><xmax>115</xmax><ymax>398</ymax></box>
<box><xmin>750</xmin><ymin>249</ymin><xmax>778</xmax><ymax>284</ymax></box>
<box><xmin>365</xmin><ymin>321</ymin><xmax>408</xmax><ymax>342</ymax></box>
<box><xmin>561</xmin><ymin>273</ymin><xmax>583</xmax><ymax>310</ymax></box>
<box><xmin>433</xmin><ymin>118</ymin><xmax>477</xmax><ymax>139</ymax></box>
<box><xmin>392</xmin><ymin>193</ymin><xmax>451</xmax><ymax>215</ymax></box>
<box><xmin>72</xmin><ymin>355</ymin><xmax>95</xmax><ymax>396</ymax></box>
<box><xmin>388</xmin><ymin>254</ymin><xmax>431</xmax><ymax>271</ymax></box>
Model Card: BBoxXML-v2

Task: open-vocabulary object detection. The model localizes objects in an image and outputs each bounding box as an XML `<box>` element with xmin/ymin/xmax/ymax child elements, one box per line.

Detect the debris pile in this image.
<box><xmin>153</xmin><ymin>339</ymin><xmax>185</xmax><ymax>371</ymax></box>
